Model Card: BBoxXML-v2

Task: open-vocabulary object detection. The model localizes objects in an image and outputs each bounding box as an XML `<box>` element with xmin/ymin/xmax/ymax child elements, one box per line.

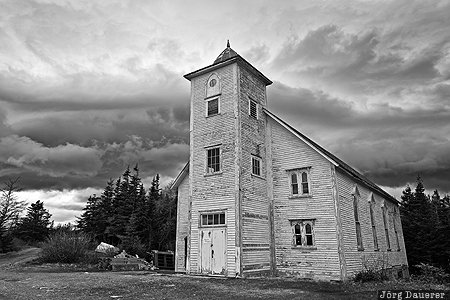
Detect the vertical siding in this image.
<box><xmin>336</xmin><ymin>170</ymin><xmax>409</xmax><ymax>278</ymax></box>
<box><xmin>268</xmin><ymin>117</ymin><xmax>341</xmax><ymax>280</ymax></box>
<box><xmin>238</xmin><ymin>66</ymin><xmax>271</xmax><ymax>273</ymax></box>
<box><xmin>175</xmin><ymin>175</ymin><xmax>189</xmax><ymax>272</ymax></box>
<box><xmin>188</xmin><ymin>63</ymin><xmax>239</xmax><ymax>276</ymax></box>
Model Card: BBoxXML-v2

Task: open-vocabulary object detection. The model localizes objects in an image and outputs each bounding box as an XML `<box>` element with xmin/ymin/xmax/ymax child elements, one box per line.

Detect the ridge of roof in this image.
<box><xmin>263</xmin><ymin>108</ymin><xmax>399</xmax><ymax>204</ymax></box>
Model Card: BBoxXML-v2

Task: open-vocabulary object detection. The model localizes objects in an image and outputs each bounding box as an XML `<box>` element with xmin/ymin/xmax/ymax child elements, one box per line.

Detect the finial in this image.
<box><xmin>227</xmin><ymin>39</ymin><xmax>230</xmax><ymax>48</ymax></box>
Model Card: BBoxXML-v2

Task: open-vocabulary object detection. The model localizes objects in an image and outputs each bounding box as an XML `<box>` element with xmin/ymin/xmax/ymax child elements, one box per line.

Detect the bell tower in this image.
<box><xmin>183</xmin><ymin>41</ymin><xmax>273</xmax><ymax>277</ymax></box>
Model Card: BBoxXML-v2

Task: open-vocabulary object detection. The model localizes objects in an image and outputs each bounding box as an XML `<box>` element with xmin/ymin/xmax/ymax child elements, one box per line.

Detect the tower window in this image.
<box><xmin>251</xmin><ymin>155</ymin><xmax>262</xmax><ymax>176</ymax></box>
<box><xmin>249</xmin><ymin>99</ymin><xmax>258</xmax><ymax>119</ymax></box>
<box><xmin>206</xmin><ymin>97</ymin><xmax>219</xmax><ymax>116</ymax></box>
<box><xmin>206</xmin><ymin>147</ymin><xmax>220</xmax><ymax>174</ymax></box>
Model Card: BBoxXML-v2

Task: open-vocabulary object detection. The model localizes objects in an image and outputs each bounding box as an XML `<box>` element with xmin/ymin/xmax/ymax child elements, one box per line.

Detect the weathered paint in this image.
<box><xmin>174</xmin><ymin>46</ymin><xmax>409</xmax><ymax>280</ymax></box>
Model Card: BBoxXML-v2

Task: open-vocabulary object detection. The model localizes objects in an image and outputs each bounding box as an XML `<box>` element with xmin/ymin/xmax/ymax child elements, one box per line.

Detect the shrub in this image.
<box><xmin>413</xmin><ymin>263</ymin><xmax>450</xmax><ymax>284</ymax></box>
<box><xmin>354</xmin><ymin>268</ymin><xmax>388</xmax><ymax>282</ymax></box>
<box><xmin>40</xmin><ymin>230</ymin><xmax>94</xmax><ymax>263</ymax></box>
<box><xmin>353</xmin><ymin>253</ymin><xmax>389</xmax><ymax>282</ymax></box>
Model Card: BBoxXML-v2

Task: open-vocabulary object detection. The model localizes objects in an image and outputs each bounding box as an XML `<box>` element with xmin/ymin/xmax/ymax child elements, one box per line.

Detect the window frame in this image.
<box><xmin>248</xmin><ymin>98</ymin><xmax>258</xmax><ymax>119</ymax></box>
<box><xmin>368</xmin><ymin>194</ymin><xmax>379</xmax><ymax>251</ymax></box>
<box><xmin>205</xmin><ymin>96</ymin><xmax>220</xmax><ymax>117</ymax></box>
<box><xmin>352</xmin><ymin>187</ymin><xmax>364</xmax><ymax>251</ymax></box>
<box><xmin>392</xmin><ymin>206</ymin><xmax>401</xmax><ymax>251</ymax></box>
<box><xmin>290</xmin><ymin>219</ymin><xmax>316</xmax><ymax>248</ymax></box>
<box><xmin>205</xmin><ymin>145</ymin><xmax>221</xmax><ymax>175</ymax></box>
<box><xmin>251</xmin><ymin>155</ymin><xmax>263</xmax><ymax>177</ymax></box>
<box><xmin>382</xmin><ymin>203</ymin><xmax>391</xmax><ymax>251</ymax></box>
<box><xmin>199</xmin><ymin>211</ymin><xmax>226</xmax><ymax>227</ymax></box>
<box><xmin>287</xmin><ymin>168</ymin><xmax>311</xmax><ymax>198</ymax></box>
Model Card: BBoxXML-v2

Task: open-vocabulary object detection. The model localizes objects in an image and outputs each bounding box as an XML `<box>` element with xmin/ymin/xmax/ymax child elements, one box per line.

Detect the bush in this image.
<box><xmin>40</xmin><ymin>230</ymin><xmax>94</xmax><ymax>263</ymax></box>
<box><xmin>413</xmin><ymin>263</ymin><xmax>450</xmax><ymax>284</ymax></box>
<box><xmin>353</xmin><ymin>253</ymin><xmax>389</xmax><ymax>282</ymax></box>
<box><xmin>354</xmin><ymin>269</ymin><xmax>388</xmax><ymax>282</ymax></box>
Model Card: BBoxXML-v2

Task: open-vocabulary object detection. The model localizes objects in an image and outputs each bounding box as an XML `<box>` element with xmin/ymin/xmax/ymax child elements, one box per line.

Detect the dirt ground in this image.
<box><xmin>0</xmin><ymin>249</ymin><xmax>448</xmax><ymax>300</ymax></box>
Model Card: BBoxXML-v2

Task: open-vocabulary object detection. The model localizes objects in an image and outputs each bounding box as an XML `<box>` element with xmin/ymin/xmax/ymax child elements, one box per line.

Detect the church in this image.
<box><xmin>171</xmin><ymin>42</ymin><xmax>409</xmax><ymax>280</ymax></box>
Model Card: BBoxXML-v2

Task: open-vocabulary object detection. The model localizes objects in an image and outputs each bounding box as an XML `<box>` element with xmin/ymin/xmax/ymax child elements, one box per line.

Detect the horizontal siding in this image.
<box><xmin>268</xmin><ymin>117</ymin><xmax>341</xmax><ymax>280</ymax></box>
<box><xmin>239</xmin><ymin>66</ymin><xmax>271</xmax><ymax>272</ymax></box>
<box><xmin>175</xmin><ymin>175</ymin><xmax>189</xmax><ymax>272</ymax></box>
<box><xmin>188</xmin><ymin>64</ymin><xmax>238</xmax><ymax>276</ymax></box>
<box><xmin>336</xmin><ymin>169</ymin><xmax>408</xmax><ymax>277</ymax></box>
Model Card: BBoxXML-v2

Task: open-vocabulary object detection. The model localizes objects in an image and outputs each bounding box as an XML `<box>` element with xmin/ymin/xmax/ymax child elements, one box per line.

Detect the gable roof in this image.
<box><xmin>170</xmin><ymin>162</ymin><xmax>189</xmax><ymax>190</ymax></box>
<box><xmin>264</xmin><ymin>109</ymin><xmax>399</xmax><ymax>204</ymax></box>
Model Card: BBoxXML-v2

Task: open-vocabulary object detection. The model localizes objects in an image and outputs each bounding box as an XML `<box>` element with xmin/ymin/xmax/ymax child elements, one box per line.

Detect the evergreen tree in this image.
<box><xmin>400</xmin><ymin>177</ymin><xmax>446</xmax><ymax>272</ymax></box>
<box><xmin>16</xmin><ymin>200</ymin><xmax>52</xmax><ymax>243</ymax></box>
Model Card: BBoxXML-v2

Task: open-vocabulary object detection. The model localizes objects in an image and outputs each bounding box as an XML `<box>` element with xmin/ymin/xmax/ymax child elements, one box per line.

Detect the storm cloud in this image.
<box><xmin>1</xmin><ymin>0</ymin><xmax>449</xmax><ymax>223</ymax></box>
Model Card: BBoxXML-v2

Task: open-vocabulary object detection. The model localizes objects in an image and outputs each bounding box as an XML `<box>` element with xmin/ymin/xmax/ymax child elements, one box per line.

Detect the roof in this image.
<box><xmin>171</xmin><ymin>110</ymin><xmax>398</xmax><ymax>204</ymax></box>
<box><xmin>184</xmin><ymin>41</ymin><xmax>272</xmax><ymax>86</ymax></box>
<box><xmin>264</xmin><ymin>109</ymin><xmax>399</xmax><ymax>204</ymax></box>
<box><xmin>170</xmin><ymin>162</ymin><xmax>189</xmax><ymax>190</ymax></box>
<box><xmin>213</xmin><ymin>40</ymin><xmax>238</xmax><ymax>64</ymax></box>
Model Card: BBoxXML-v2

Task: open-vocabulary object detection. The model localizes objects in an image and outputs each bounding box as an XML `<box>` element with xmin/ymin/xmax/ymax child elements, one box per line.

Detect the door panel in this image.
<box><xmin>200</xmin><ymin>228</ymin><xmax>226</xmax><ymax>275</ymax></box>
<box><xmin>211</xmin><ymin>229</ymin><xmax>226</xmax><ymax>275</ymax></box>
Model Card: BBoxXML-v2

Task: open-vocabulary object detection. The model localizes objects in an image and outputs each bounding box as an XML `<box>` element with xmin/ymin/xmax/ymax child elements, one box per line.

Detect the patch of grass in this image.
<box><xmin>39</xmin><ymin>231</ymin><xmax>94</xmax><ymax>264</ymax></box>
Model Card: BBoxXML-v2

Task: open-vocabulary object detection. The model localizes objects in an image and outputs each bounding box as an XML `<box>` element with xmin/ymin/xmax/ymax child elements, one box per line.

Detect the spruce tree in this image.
<box><xmin>16</xmin><ymin>200</ymin><xmax>52</xmax><ymax>243</ymax></box>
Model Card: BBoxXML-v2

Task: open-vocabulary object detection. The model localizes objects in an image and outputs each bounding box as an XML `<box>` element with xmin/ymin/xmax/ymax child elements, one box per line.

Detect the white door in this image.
<box><xmin>200</xmin><ymin>228</ymin><xmax>226</xmax><ymax>275</ymax></box>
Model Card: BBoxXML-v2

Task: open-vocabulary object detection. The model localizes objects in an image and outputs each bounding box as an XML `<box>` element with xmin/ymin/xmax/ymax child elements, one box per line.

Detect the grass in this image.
<box><xmin>0</xmin><ymin>263</ymin><xmax>448</xmax><ymax>300</ymax></box>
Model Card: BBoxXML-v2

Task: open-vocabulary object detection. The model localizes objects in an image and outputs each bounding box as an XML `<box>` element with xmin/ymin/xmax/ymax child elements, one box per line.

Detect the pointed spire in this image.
<box><xmin>227</xmin><ymin>39</ymin><xmax>230</xmax><ymax>48</ymax></box>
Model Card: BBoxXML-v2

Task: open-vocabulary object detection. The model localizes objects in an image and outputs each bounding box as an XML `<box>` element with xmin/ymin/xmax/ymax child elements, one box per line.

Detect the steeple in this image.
<box><xmin>213</xmin><ymin>40</ymin><xmax>238</xmax><ymax>64</ymax></box>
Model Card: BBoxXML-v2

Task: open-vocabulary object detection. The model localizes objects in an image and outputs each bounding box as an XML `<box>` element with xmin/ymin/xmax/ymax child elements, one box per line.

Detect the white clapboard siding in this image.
<box><xmin>267</xmin><ymin>116</ymin><xmax>341</xmax><ymax>280</ymax></box>
<box><xmin>336</xmin><ymin>169</ymin><xmax>408</xmax><ymax>277</ymax></box>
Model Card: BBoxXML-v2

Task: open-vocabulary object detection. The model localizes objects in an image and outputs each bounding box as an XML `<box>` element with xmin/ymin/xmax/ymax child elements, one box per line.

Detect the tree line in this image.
<box><xmin>400</xmin><ymin>177</ymin><xmax>450</xmax><ymax>273</ymax></box>
<box><xmin>76</xmin><ymin>165</ymin><xmax>177</xmax><ymax>256</ymax></box>
<box><xmin>0</xmin><ymin>178</ymin><xmax>53</xmax><ymax>252</ymax></box>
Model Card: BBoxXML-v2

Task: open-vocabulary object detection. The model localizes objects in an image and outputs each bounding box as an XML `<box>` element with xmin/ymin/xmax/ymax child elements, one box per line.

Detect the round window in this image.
<box><xmin>209</xmin><ymin>79</ymin><xmax>217</xmax><ymax>87</ymax></box>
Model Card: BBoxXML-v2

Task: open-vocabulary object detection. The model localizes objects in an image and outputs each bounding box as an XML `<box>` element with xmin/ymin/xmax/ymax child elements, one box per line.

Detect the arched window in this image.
<box><xmin>294</xmin><ymin>224</ymin><xmax>302</xmax><ymax>245</ymax></box>
<box><xmin>353</xmin><ymin>192</ymin><xmax>364</xmax><ymax>250</ymax></box>
<box><xmin>382</xmin><ymin>203</ymin><xmax>391</xmax><ymax>250</ymax></box>
<box><xmin>291</xmin><ymin>174</ymin><xmax>298</xmax><ymax>195</ymax></box>
<box><xmin>291</xmin><ymin>220</ymin><xmax>315</xmax><ymax>247</ymax></box>
<box><xmin>206</xmin><ymin>74</ymin><xmax>220</xmax><ymax>98</ymax></box>
<box><xmin>369</xmin><ymin>197</ymin><xmax>379</xmax><ymax>250</ymax></box>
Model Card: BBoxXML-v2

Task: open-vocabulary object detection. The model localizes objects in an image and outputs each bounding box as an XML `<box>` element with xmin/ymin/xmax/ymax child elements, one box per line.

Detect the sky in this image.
<box><xmin>1</xmin><ymin>0</ymin><xmax>449</xmax><ymax>224</ymax></box>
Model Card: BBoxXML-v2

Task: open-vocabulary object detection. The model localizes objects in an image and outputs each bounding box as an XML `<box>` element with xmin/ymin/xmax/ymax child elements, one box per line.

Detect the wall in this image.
<box><xmin>267</xmin><ymin>116</ymin><xmax>342</xmax><ymax>280</ymax></box>
<box><xmin>188</xmin><ymin>63</ymin><xmax>240</xmax><ymax>276</ymax></box>
<box><xmin>175</xmin><ymin>174</ymin><xmax>189</xmax><ymax>272</ymax></box>
<box><xmin>336</xmin><ymin>169</ymin><xmax>409</xmax><ymax>278</ymax></box>
<box><xmin>238</xmin><ymin>65</ymin><xmax>271</xmax><ymax>274</ymax></box>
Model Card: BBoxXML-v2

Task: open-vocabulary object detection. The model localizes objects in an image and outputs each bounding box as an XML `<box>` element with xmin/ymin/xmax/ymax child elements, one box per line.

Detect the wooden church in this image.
<box><xmin>171</xmin><ymin>42</ymin><xmax>409</xmax><ymax>280</ymax></box>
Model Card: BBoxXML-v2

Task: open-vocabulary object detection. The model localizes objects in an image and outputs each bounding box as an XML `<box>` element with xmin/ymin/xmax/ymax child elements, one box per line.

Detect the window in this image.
<box><xmin>251</xmin><ymin>156</ymin><xmax>262</xmax><ymax>176</ymax></box>
<box><xmin>291</xmin><ymin>220</ymin><xmax>315</xmax><ymax>247</ymax></box>
<box><xmin>369</xmin><ymin>196</ymin><xmax>379</xmax><ymax>250</ymax></box>
<box><xmin>291</xmin><ymin>174</ymin><xmax>299</xmax><ymax>195</ymax></box>
<box><xmin>393</xmin><ymin>208</ymin><xmax>401</xmax><ymax>251</ymax></box>
<box><xmin>249</xmin><ymin>99</ymin><xmax>258</xmax><ymax>119</ymax></box>
<box><xmin>353</xmin><ymin>195</ymin><xmax>364</xmax><ymax>250</ymax></box>
<box><xmin>288</xmin><ymin>168</ymin><xmax>310</xmax><ymax>196</ymax></box>
<box><xmin>382</xmin><ymin>205</ymin><xmax>391</xmax><ymax>250</ymax></box>
<box><xmin>201</xmin><ymin>212</ymin><xmax>225</xmax><ymax>226</ymax></box>
<box><xmin>206</xmin><ymin>147</ymin><xmax>220</xmax><ymax>173</ymax></box>
<box><xmin>206</xmin><ymin>97</ymin><xmax>219</xmax><ymax>116</ymax></box>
